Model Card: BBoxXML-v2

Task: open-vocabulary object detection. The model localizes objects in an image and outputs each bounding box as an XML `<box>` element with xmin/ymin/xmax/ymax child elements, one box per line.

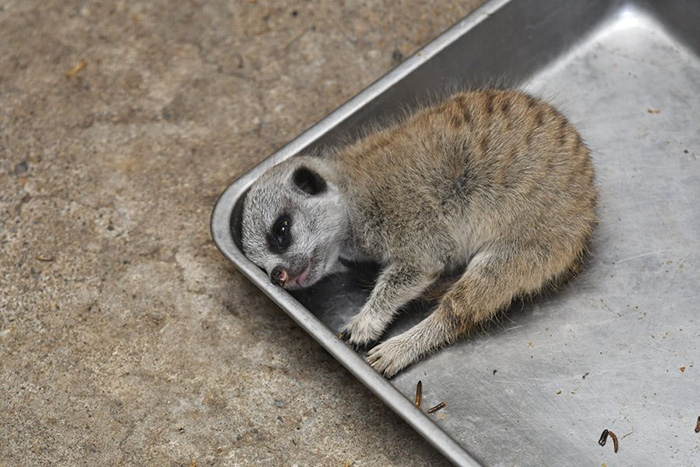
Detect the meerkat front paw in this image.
<box><xmin>365</xmin><ymin>335</ymin><xmax>418</xmax><ymax>378</ymax></box>
<box><xmin>340</xmin><ymin>312</ymin><xmax>386</xmax><ymax>349</ymax></box>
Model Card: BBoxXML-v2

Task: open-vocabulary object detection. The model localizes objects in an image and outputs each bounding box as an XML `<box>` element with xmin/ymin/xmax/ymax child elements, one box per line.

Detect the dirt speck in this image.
<box><xmin>66</xmin><ymin>60</ymin><xmax>87</xmax><ymax>79</ymax></box>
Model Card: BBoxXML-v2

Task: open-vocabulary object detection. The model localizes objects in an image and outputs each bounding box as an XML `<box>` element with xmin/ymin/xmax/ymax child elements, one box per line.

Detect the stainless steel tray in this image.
<box><xmin>212</xmin><ymin>0</ymin><xmax>700</xmax><ymax>465</ymax></box>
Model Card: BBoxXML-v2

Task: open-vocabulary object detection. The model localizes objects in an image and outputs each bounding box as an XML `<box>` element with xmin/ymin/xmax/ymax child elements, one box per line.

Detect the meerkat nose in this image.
<box><xmin>270</xmin><ymin>265</ymin><xmax>288</xmax><ymax>287</ymax></box>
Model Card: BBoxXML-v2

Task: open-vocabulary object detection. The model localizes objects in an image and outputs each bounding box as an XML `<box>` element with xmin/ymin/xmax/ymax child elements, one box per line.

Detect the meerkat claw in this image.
<box><xmin>340</xmin><ymin>315</ymin><xmax>385</xmax><ymax>348</ymax></box>
<box><xmin>339</xmin><ymin>328</ymin><xmax>373</xmax><ymax>351</ymax></box>
<box><xmin>366</xmin><ymin>338</ymin><xmax>414</xmax><ymax>378</ymax></box>
<box><xmin>352</xmin><ymin>341</ymin><xmax>376</xmax><ymax>353</ymax></box>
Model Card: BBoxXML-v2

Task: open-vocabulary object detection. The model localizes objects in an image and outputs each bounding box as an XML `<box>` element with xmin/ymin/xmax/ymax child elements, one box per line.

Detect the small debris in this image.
<box><xmin>35</xmin><ymin>255</ymin><xmax>54</xmax><ymax>262</ymax></box>
<box><xmin>598</xmin><ymin>429</ymin><xmax>608</xmax><ymax>446</ymax></box>
<box><xmin>680</xmin><ymin>366</ymin><xmax>686</xmax><ymax>373</ymax></box>
<box><xmin>414</xmin><ymin>381</ymin><xmax>422</xmax><ymax>408</ymax></box>
<box><xmin>582</xmin><ymin>372</ymin><xmax>589</xmax><ymax>379</ymax></box>
<box><xmin>14</xmin><ymin>160</ymin><xmax>28</xmax><ymax>174</ymax></box>
<box><xmin>392</xmin><ymin>49</ymin><xmax>404</xmax><ymax>63</ymax></box>
<box><xmin>620</xmin><ymin>429</ymin><xmax>635</xmax><ymax>440</ymax></box>
<box><xmin>556</xmin><ymin>390</ymin><xmax>562</xmax><ymax>395</ymax></box>
<box><xmin>427</xmin><ymin>401</ymin><xmax>446</xmax><ymax>414</ymax></box>
<box><xmin>493</xmin><ymin>369</ymin><xmax>497</xmax><ymax>375</ymax></box>
<box><xmin>274</xmin><ymin>399</ymin><xmax>284</xmax><ymax>408</ymax></box>
<box><xmin>695</xmin><ymin>416</ymin><xmax>700</xmax><ymax>433</ymax></box>
<box><xmin>609</xmin><ymin>431</ymin><xmax>619</xmax><ymax>453</ymax></box>
<box><xmin>66</xmin><ymin>60</ymin><xmax>87</xmax><ymax>79</ymax></box>
<box><xmin>412</xmin><ymin>381</ymin><xmax>446</xmax><ymax>415</ymax></box>
<box><xmin>189</xmin><ymin>460</ymin><xmax>197</xmax><ymax>467</ymax></box>
<box><xmin>599</xmin><ymin>429</ymin><xmax>619</xmax><ymax>453</ymax></box>
<box><xmin>647</xmin><ymin>108</ymin><xmax>660</xmax><ymax>114</ymax></box>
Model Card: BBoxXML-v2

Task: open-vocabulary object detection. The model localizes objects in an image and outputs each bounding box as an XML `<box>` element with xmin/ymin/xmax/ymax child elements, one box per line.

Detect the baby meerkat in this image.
<box><xmin>240</xmin><ymin>89</ymin><xmax>596</xmax><ymax>377</ymax></box>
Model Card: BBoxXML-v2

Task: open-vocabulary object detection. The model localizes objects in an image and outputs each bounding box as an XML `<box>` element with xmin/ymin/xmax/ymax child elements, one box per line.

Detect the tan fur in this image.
<box><xmin>242</xmin><ymin>88</ymin><xmax>597</xmax><ymax>378</ymax></box>
<box><xmin>333</xmin><ymin>89</ymin><xmax>596</xmax><ymax>376</ymax></box>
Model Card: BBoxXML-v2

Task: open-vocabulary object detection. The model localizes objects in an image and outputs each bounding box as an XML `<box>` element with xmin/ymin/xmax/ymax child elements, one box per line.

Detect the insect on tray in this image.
<box><xmin>211</xmin><ymin>0</ymin><xmax>700</xmax><ymax>465</ymax></box>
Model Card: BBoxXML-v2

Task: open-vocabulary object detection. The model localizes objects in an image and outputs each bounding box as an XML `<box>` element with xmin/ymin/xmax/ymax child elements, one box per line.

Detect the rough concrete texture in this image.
<box><xmin>0</xmin><ymin>1</ymin><xmax>484</xmax><ymax>465</ymax></box>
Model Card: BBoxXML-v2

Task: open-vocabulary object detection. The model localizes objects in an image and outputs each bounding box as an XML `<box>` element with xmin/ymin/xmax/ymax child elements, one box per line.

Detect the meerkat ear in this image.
<box><xmin>292</xmin><ymin>166</ymin><xmax>327</xmax><ymax>195</ymax></box>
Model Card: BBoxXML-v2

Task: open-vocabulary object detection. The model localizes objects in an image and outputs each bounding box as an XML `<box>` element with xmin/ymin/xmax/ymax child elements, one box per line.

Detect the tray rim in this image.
<box><xmin>212</xmin><ymin>0</ymin><xmax>550</xmax><ymax>465</ymax></box>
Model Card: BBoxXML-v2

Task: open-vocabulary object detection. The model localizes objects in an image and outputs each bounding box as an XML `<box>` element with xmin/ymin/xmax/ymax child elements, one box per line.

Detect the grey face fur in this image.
<box><xmin>241</xmin><ymin>156</ymin><xmax>349</xmax><ymax>290</ymax></box>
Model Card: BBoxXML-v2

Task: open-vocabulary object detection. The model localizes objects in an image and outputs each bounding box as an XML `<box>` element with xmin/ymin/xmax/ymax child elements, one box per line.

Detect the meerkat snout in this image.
<box><xmin>270</xmin><ymin>265</ymin><xmax>288</xmax><ymax>287</ymax></box>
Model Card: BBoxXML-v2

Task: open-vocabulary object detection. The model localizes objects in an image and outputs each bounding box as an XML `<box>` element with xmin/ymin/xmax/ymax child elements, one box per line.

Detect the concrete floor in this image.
<box><xmin>0</xmin><ymin>1</ymin><xmax>483</xmax><ymax>465</ymax></box>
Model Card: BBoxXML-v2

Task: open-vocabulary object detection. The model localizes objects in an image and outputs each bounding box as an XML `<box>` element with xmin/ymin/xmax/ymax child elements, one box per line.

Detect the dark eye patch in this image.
<box><xmin>292</xmin><ymin>166</ymin><xmax>327</xmax><ymax>195</ymax></box>
<box><xmin>267</xmin><ymin>214</ymin><xmax>292</xmax><ymax>253</ymax></box>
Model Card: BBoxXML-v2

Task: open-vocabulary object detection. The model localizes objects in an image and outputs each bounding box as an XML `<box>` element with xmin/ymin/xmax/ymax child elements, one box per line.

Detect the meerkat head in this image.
<box><xmin>241</xmin><ymin>156</ymin><xmax>348</xmax><ymax>290</ymax></box>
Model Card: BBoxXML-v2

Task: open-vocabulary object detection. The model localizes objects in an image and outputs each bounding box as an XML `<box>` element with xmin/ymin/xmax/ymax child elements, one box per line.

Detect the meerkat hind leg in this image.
<box><xmin>341</xmin><ymin>263</ymin><xmax>439</xmax><ymax>348</ymax></box>
<box><xmin>367</xmin><ymin>248</ymin><xmax>569</xmax><ymax>377</ymax></box>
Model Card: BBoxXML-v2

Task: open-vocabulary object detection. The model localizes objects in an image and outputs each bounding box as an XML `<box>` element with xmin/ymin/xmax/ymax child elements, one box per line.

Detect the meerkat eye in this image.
<box><xmin>268</xmin><ymin>214</ymin><xmax>292</xmax><ymax>252</ymax></box>
<box><xmin>292</xmin><ymin>166</ymin><xmax>327</xmax><ymax>195</ymax></box>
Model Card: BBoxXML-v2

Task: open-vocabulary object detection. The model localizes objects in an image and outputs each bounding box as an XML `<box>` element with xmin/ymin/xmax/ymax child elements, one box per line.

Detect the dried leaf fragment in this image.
<box><xmin>427</xmin><ymin>401</ymin><xmax>446</xmax><ymax>414</ymax></box>
<box><xmin>66</xmin><ymin>61</ymin><xmax>87</xmax><ymax>79</ymax></box>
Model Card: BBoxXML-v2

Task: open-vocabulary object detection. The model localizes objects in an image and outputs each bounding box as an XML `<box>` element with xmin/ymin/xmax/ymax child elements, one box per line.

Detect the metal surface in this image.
<box><xmin>212</xmin><ymin>1</ymin><xmax>700</xmax><ymax>465</ymax></box>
